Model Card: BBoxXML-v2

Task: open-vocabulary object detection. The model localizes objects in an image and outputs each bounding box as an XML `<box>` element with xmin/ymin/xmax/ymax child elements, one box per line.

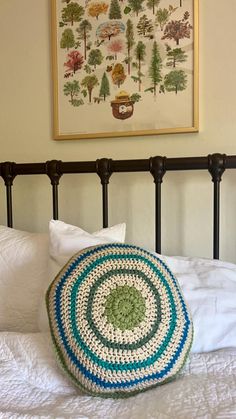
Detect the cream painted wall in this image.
<box><xmin>0</xmin><ymin>0</ymin><xmax>236</xmax><ymax>261</ymax></box>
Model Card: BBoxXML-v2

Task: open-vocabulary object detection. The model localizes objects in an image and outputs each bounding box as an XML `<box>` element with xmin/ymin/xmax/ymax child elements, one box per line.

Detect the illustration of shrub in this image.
<box><xmin>64</xmin><ymin>50</ymin><xmax>84</xmax><ymax>74</ymax></box>
<box><xmin>96</xmin><ymin>21</ymin><xmax>125</xmax><ymax>41</ymax></box>
<box><xmin>130</xmin><ymin>93</ymin><xmax>141</xmax><ymax>103</ymax></box>
<box><xmin>88</xmin><ymin>2</ymin><xmax>109</xmax><ymax>19</ymax></box>
<box><xmin>60</xmin><ymin>29</ymin><xmax>75</xmax><ymax>50</ymax></box>
<box><xmin>88</xmin><ymin>49</ymin><xmax>103</xmax><ymax>69</ymax></box>
<box><xmin>61</xmin><ymin>2</ymin><xmax>84</xmax><ymax>26</ymax></box>
<box><xmin>76</xmin><ymin>20</ymin><xmax>92</xmax><ymax>60</ymax></box>
<box><xmin>81</xmin><ymin>75</ymin><xmax>99</xmax><ymax>103</ymax></box>
<box><xmin>109</xmin><ymin>0</ymin><xmax>122</xmax><ymax>19</ymax></box>
<box><xmin>148</xmin><ymin>41</ymin><xmax>162</xmax><ymax>96</ymax></box>
<box><xmin>111</xmin><ymin>63</ymin><xmax>126</xmax><ymax>87</ymax></box>
<box><xmin>164</xmin><ymin>70</ymin><xmax>187</xmax><ymax>94</ymax></box>
<box><xmin>108</xmin><ymin>39</ymin><xmax>124</xmax><ymax>60</ymax></box>
<box><xmin>99</xmin><ymin>72</ymin><xmax>110</xmax><ymax>100</ymax></box>
<box><xmin>84</xmin><ymin>64</ymin><xmax>92</xmax><ymax>74</ymax></box>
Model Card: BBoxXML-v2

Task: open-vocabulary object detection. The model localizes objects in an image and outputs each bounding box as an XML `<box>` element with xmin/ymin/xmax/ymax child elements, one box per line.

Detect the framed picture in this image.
<box><xmin>51</xmin><ymin>0</ymin><xmax>198</xmax><ymax>140</ymax></box>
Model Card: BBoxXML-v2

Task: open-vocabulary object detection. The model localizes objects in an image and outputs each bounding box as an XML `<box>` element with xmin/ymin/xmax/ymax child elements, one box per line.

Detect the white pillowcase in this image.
<box><xmin>158</xmin><ymin>253</ymin><xmax>236</xmax><ymax>353</ymax></box>
<box><xmin>38</xmin><ymin>220</ymin><xmax>126</xmax><ymax>331</ymax></box>
<box><xmin>0</xmin><ymin>226</ymin><xmax>49</xmax><ymax>332</ymax></box>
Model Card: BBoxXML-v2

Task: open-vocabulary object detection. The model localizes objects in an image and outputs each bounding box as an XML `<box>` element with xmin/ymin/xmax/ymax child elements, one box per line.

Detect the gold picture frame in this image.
<box><xmin>52</xmin><ymin>0</ymin><xmax>198</xmax><ymax>140</ymax></box>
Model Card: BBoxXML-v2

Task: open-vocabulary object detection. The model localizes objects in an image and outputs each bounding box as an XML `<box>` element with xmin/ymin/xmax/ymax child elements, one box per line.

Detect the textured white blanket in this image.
<box><xmin>0</xmin><ymin>332</ymin><xmax>235</xmax><ymax>419</ymax></box>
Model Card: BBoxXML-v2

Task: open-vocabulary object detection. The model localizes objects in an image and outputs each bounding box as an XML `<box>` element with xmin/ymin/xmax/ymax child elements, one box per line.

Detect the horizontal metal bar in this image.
<box><xmin>1</xmin><ymin>154</ymin><xmax>236</xmax><ymax>177</ymax></box>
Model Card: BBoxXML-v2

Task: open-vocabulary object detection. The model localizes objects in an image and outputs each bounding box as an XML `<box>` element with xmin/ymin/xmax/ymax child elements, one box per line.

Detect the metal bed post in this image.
<box><xmin>96</xmin><ymin>158</ymin><xmax>112</xmax><ymax>228</ymax></box>
<box><xmin>208</xmin><ymin>153</ymin><xmax>226</xmax><ymax>259</ymax></box>
<box><xmin>46</xmin><ymin>160</ymin><xmax>63</xmax><ymax>220</ymax></box>
<box><xmin>149</xmin><ymin>156</ymin><xmax>166</xmax><ymax>254</ymax></box>
<box><xmin>0</xmin><ymin>162</ymin><xmax>16</xmax><ymax>228</ymax></box>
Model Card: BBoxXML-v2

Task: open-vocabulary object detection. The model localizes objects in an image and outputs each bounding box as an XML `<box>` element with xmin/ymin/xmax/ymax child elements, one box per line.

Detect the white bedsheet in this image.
<box><xmin>0</xmin><ymin>332</ymin><xmax>235</xmax><ymax>419</ymax></box>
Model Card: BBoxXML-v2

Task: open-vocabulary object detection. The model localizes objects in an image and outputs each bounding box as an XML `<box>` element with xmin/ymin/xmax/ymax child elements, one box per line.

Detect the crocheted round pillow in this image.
<box><xmin>46</xmin><ymin>243</ymin><xmax>193</xmax><ymax>398</ymax></box>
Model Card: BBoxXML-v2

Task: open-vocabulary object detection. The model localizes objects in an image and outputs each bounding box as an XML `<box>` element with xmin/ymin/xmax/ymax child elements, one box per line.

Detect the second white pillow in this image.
<box><xmin>38</xmin><ymin>220</ymin><xmax>126</xmax><ymax>331</ymax></box>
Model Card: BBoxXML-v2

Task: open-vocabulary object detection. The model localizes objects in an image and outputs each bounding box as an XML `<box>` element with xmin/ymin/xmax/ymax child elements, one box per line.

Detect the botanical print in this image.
<box><xmin>53</xmin><ymin>0</ymin><xmax>198</xmax><ymax>138</ymax></box>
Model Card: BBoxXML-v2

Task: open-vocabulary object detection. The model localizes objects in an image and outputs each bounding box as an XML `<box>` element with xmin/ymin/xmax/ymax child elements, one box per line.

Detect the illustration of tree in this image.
<box><xmin>60</xmin><ymin>28</ymin><xmax>75</xmax><ymax>50</ymax></box>
<box><xmin>162</xmin><ymin>19</ymin><xmax>192</xmax><ymax>45</ymax></box>
<box><xmin>61</xmin><ymin>2</ymin><xmax>84</xmax><ymax>26</ymax></box>
<box><xmin>64</xmin><ymin>50</ymin><xmax>84</xmax><ymax>74</ymax></box>
<box><xmin>111</xmin><ymin>63</ymin><xmax>126</xmax><ymax>87</ymax></box>
<box><xmin>166</xmin><ymin>46</ymin><xmax>187</xmax><ymax>68</ymax></box>
<box><xmin>125</xmin><ymin>19</ymin><xmax>134</xmax><ymax>75</ymax></box>
<box><xmin>164</xmin><ymin>70</ymin><xmax>187</xmax><ymax>94</ymax></box>
<box><xmin>155</xmin><ymin>5</ymin><xmax>177</xmax><ymax>31</ymax></box>
<box><xmin>96</xmin><ymin>21</ymin><xmax>125</xmax><ymax>41</ymax></box>
<box><xmin>137</xmin><ymin>15</ymin><xmax>153</xmax><ymax>37</ymax></box>
<box><xmin>156</xmin><ymin>9</ymin><xmax>169</xmax><ymax>31</ymax></box>
<box><xmin>148</xmin><ymin>41</ymin><xmax>162</xmax><ymax>96</ymax></box>
<box><xmin>76</xmin><ymin>20</ymin><xmax>92</xmax><ymax>60</ymax></box>
<box><xmin>109</xmin><ymin>0</ymin><xmax>122</xmax><ymax>19</ymax></box>
<box><xmin>88</xmin><ymin>2</ymin><xmax>109</xmax><ymax>19</ymax></box>
<box><xmin>134</xmin><ymin>41</ymin><xmax>146</xmax><ymax>92</ymax></box>
<box><xmin>81</xmin><ymin>75</ymin><xmax>99</xmax><ymax>102</ymax></box>
<box><xmin>63</xmin><ymin>80</ymin><xmax>80</xmax><ymax>102</ymax></box>
<box><xmin>84</xmin><ymin>64</ymin><xmax>92</xmax><ymax>74</ymax></box>
<box><xmin>127</xmin><ymin>0</ymin><xmax>144</xmax><ymax>16</ymax></box>
<box><xmin>99</xmin><ymin>72</ymin><xmax>110</xmax><ymax>100</ymax></box>
<box><xmin>88</xmin><ymin>49</ymin><xmax>103</xmax><ymax>69</ymax></box>
<box><xmin>146</xmin><ymin>0</ymin><xmax>160</xmax><ymax>15</ymax></box>
<box><xmin>108</xmin><ymin>39</ymin><xmax>124</xmax><ymax>59</ymax></box>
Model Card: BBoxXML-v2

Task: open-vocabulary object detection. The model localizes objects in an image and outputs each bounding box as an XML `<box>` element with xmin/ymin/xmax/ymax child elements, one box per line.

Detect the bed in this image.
<box><xmin>0</xmin><ymin>153</ymin><xmax>236</xmax><ymax>419</ymax></box>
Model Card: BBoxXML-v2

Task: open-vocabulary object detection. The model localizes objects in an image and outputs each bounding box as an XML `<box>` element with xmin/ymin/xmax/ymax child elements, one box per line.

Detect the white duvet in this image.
<box><xmin>0</xmin><ymin>333</ymin><xmax>235</xmax><ymax>419</ymax></box>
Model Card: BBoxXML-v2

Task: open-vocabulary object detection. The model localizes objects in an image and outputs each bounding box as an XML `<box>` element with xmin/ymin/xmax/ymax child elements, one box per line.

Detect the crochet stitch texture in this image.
<box><xmin>46</xmin><ymin>243</ymin><xmax>193</xmax><ymax>398</ymax></box>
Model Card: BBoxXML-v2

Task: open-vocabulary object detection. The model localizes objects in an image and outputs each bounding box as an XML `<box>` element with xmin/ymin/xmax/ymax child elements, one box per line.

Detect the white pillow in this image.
<box><xmin>38</xmin><ymin>220</ymin><xmax>126</xmax><ymax>331</ymax></box>
<box><xmin>157</xmin><ymin>253</ymin><xmax>236</xmax><ymax>353</ymax></box>
<box><xmin>0</xmin><ymin>226</ymin><xmax>49</xmax><ymax>332</ymax></box>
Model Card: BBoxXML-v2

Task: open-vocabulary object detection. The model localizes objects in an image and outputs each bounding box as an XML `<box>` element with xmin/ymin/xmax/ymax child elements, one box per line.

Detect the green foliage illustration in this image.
<box><xmin>137</xmin><ymin>15</ymin><xmax>153</xmax><ymax>37</ymax></box>
<box><xmin>148</xmin><ymin>41</ymin><xmax>162</xmax><ymax>96</ymax></box>
<box><xmin>164</xmin><ymin>70</ymin><xmax>187</xmax><ymax>94</ymax></box>
<box><xmin>146</xmin><ymin>0</ymin><xmax>160</xmax><ymax>15</ymax></box>
<box><xmin>127</xmin><ymin>0</ymin><xmax>144</xmax><ymax>17</ymax></box>
<box><xmin>60</xmin><ymin>28</ymin><xmax>75</xmax><ymax>50</ymax></box>
<box><xmin>134</xmin><ymin>41</ymin><xmax>146</xmax><ymax>91</ymax></box>
<box><xmin>99</xmin><ymin>72</ymin><xmax>110</xmax><ymax>100</ymax></box>
<box><xmin>166</xmin><ymin>46</ymin><xmax>187</xmax><ymax>67</ymax></box>
<box><xmin>76</xmin><ymin>20</ymin><xmax>92</xmax><ymax>60</ymax></box>
<box><xmin>61</xmin><ymin>2</ymin><xmax>84</xmax><ymax>26</ymax></box>
<box><xmin>63</xmin><ymin>80</ymin><xmax>80</xmax><ymax>103</ymax></box>
<box><xmin>88</xmin><ymin>49</ymin><xmax>103</xmax><ymax>69</ymax></box>
<box><xmin>81</xmin><ymin>75</ymin><xmax>99</xmax><ymax>103</ymax></box>
<box><xmin>109</xmin><ymin>0</ymin><xmax>122</xmax><ymax>19</ymax></box>
<box><xmin>126</xmin><ymin>19</ymin><xmax>135</xmax><ymax>75</ymax></box>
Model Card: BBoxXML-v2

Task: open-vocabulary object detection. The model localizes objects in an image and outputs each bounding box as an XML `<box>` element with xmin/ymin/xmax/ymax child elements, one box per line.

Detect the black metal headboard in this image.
<box><xmin>1</xmin><ymin>153</ymin><xmax>236</xmax><ymax>259</ymax></box>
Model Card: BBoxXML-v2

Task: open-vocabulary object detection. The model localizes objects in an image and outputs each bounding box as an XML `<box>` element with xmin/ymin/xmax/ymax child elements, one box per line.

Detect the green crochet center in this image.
<box><xmin>104</xmin><ymin>285</ymin><xmax>146</xmax><ymax>330</ymax></box>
